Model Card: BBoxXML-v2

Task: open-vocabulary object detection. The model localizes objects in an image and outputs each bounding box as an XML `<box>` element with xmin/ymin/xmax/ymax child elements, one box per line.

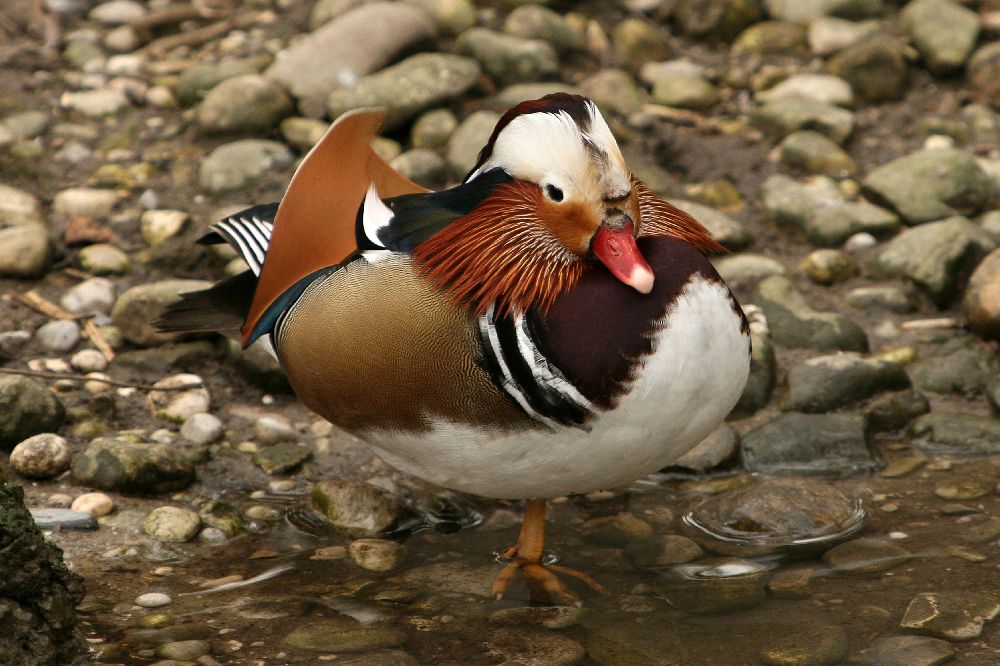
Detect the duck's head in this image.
<box><xmin>414</xmin><ymin>93</ymin><xmax>722</xmax><ymax>316</ymax></box>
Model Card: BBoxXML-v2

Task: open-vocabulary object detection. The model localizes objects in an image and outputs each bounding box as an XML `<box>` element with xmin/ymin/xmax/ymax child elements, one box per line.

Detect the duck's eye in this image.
<box><xmin>545</xmin><ymin>184</ymin><xmax>564</xmax><ymax>202</ymax></box>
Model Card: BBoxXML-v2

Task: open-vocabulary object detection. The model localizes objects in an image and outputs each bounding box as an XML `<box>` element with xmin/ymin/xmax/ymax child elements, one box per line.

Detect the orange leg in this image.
<box><xmin>490</xmin><ymin>499</ymin><xmax>606</xmax><ymax>606</ymax></box>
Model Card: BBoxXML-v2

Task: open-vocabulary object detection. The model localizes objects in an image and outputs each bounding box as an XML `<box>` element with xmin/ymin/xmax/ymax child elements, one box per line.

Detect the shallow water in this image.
<box><xmin>62</xmin><ymin>439</ymin><xmax>1000</xmax><ymax>666</ymax></box>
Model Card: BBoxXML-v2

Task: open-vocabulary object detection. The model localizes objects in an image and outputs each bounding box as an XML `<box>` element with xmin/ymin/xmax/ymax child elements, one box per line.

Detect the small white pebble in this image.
<box><xmin>843</xmin><ymin>232</ymin><xmax>876</xmax><ymax>253</ymax></box>
<box><xmin>72</xmin><ymin>492</ymin><xmax>114</xmax><ymax>517</ymax></box>
<box><xmin>888</xmin><ymin>531</ymin><xmax>908</xmax><ymax>540</ymax></box>
<box><xmin>261</xmin><ymin>394</ymin><xmax>274</xmax><ymax>405</ymax></box>
<box><xmin>149</xmin><ymin>428</ymin><xmax>174</xmax><ymax>444</ymax></box>
<box><xmin>152</xmin><ymin>566</ymin><xmax>174</xmax><ymax>576</ymax></box>
<box><xmin>922</xmin><ymin>134</ymin><xmax>954</xmax><ymax>150</ymax></box>
<box><xmin>134</xmin><ymin>592</ymin><xmax>172</xmax><ymax>608</ymax></box>
<box><xmin>268</xmin><ymin>479</ymin><xmax>296</xmax><ymax>493</ymax></box>
<box><xmin>70</xmin><ymin>348</ymin><xmax>108</xmax><ymax>373</ymax></box>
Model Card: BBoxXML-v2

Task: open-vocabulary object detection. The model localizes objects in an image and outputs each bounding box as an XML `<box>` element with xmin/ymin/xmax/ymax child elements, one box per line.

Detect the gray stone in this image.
<box><xmin>964</xmin><ymin>247</ymin><xmax>1000</xmax><ymax>339</ymax></box>
<box><xmin>456</xmin><ymin>28</ymin><xmax>558</xmax><ymax>85</ymax></box>
<box><xmin>0</xmin><ymin>184</ymin><xmax>43</xmax><ymax>226</ymax></box>
<box><xmin>761</xmin><ymin>174</ymin><xmax>844</xmax><ymax>231</ymax></box>
<box><xmin>0</xmin><ymin>225</ymin><xmax>52</xmax><ymax>277</ymax></box>
<box><xmin>865</xmin><ymin>148</ymin><xmax>991</xmax><ymax>225</ymax></box>
<box><xmin>0</xmin><ymin>484</ymin><xmax>88</xmax><ymax>664</ymax></box>
<box><xmin>858</xmin><ymin>635</ymin><xmax>955</xmax><ymax>666</ymax></box>
<box><xmin>0</xmin><ymin>331</ymin><xmax>31</xmax><ymax>362</ymax></box>
<box><xmin>63</xmin><ymin>40</ymin><xmax>104</xmax><ymax>70</ymax></box>
<box><xmin>197</xmin><ymin>75</ymin><xmax>293</xmax><ymax>134</ymax></box>
<box><xmin>759</xmin><ymin>74</ymin><xmax>853</xmax><ymax>107</ymax></box>
<box><xmin>626</xmin><ymin>534</ymin><xmax>703</xmax><ymax>568</ymax></box>
<box><xmin>402</xmin><ymin>0</ymin><xmax>475</xmax><ymax>36</ymax></box>
<box><xmin>61</xmin><ymin>88</ymin><xmax>128</xmax><ymax>117</ymax></box>
<box><xmin>713</xmin><ymin>253</ymin><xmax>787</xmax><ymax>289</ymax></box>
<box><xmin>78</xmin><ymin>243</ymin><xmax>131</xmax><ymax>275</ymax></box>
<box><xmin>199</xmin><ymin>140</ymin><xmax>293</xmax><ymax>194</ymax></box>
<box><xmin>61</xmin><ymin>277</ymin><xmax>116</xmax><ymax>315</ymax></box>
<box><xmin>900</xmin><ymin>591</ymin><xmax>1000</xmax><ymax>640</ymax></box>
<box><xmin>180</xmin><ymin>413</ymin><xmax>223</xmax><ymax>446</ymax></box>
<box><xmin>156</xmin><ymin>640</ymin><xmax>211</xmax><ymax>661</ymax></box>
<box><xmin>808</xmin><ymin>16</ymin><xmax>880</xmax><ymax>56</ymax></box>
<box><xmin>910</xmin><ymin>412</ymin><xmax>1000</xmax><ymax>456</ymax></box>
<box><xmin>847</xmin><ymin>286</ymin><xmax>919</xmax><ymax>314</ymax></box>
<box><xmin>876</xmin><ymin>217</ymin><xmax>990</xmax><ymax>305</ymax></box>
<box><xmin>900</xmin><ymin>0</ymin><xmax>980</xmax><ymax>75</ymax></box>
<box><xmin>503</xmin><ymin>5</ymin><xmax>585</xmax><ymax>53</ymax></box>
<box><xmin>134</xmin><ymin>592</ymin><xmax>172</xmax><ymax>607</ymax></box>
<box><xmin>143</xmin><ymin>506</ymin><xmax>201</xmax><ymax>543</ymax></box>
<box><xmin>964</xmin><ymin>104</ymin><xmax>1000</xmax><ymax>145</ymax></box>
<box><xmin>71</xmin><ymin>437</ymin><xmax>195</xmax><ymax>494</ymax></box>
<box><xmin>800</xmin><ymin>248</ymin><xmax>858</xmax><ymax>284</ymax></box>
<box><xmin>310</xmin><ymin>480</ymin><xmax>408</xmax><ymax>537</ymax></box>
<box><xmin>10</xmin><ymin>433</ymin><xmax>72</xmax><ymax>480</ymax></box>
<box><xmin>968</xmin><ymin>42</ymin><xmax>1000</xmax><ymax>109</ymax></box>
<box><xmin>254</xmin><ymin>442</ymin><xmax>313</xmax><ymax>475</ymax></box>
<box><xmin>578</xmin><ymin>69</ymin><xmax>646</xmax><ymax>117</ymax></box>
<box><xmin>668</xmin><ymin>199</ymin><xmax>750</xmax><ymax>250</ymax></box>
<box><xmin>280</xmin><ymin>116</ymin><xmax>327</xmax><ymax>152</ymax></box>
<box><xmin>174</xmin><ymin>55</ymin><xmax>272</xmax><ymax>106</ymax></box>
<box><xmin>447</xmin><ymin>111</ymin><xmax>500</xmax><ymax>178</ymax></box>
<box><xmin>674</xmin><ymin>0</ymin><xmax>763</xmax><ymax>41</ymax></box>
<box><xmin>484</xmin><ymin>627</ymin><xmax>585</xmax><ymax>665</ymax></box>
<box><xmin>671</xmin><ymin>424</ymin><xmax>740</xmax><ymax>472</ymax></box>
<box><xmin>765</xmin><ymin>0</ymin><xmax>884</xmax><ymax>22</ymax></box>
<box><xmin>111</xmin><ymin>279</ymin><xmax>213</xmax><ymax>347</ymax></box>
<box><xmin>755</xmin><ymin>276</ymin><xmax>868</xmax><ymax>351</ymax></box>
<box><xmin>52</xmin><ymin>187</ymin><xmax>117</xmax><ymax>220</ymax></box>
<box><xmin>254</xmin><ymin>415</ymin><xmax>296</xmax><ymax>444</ymax></box>
<box><xmin>283</xmin><ymin>614</ymin><xmax>405</xmax><ymax>653</ymax></box>
<box><xmin>70</xmin><ymin>349</ymin><xmax>108</xmax><ymax>373</ymax></box>
<box><xmin>410</xmin><ymin>108</ymin><xmax>457</xmax><ymax>149</ymax></box>
<box><xmin>349</xmin><ymin>538</ymin><xmax>406</xmax><ymax>572</ymax></box>
<box><xmin>1</xmin><ymin>111</ymin><xmax>49</xmax><ymax>141</ymax></box>
<box><xmin>390</xmin><ymin>149</ymin><xmax>448</xmax><ymax>189</ymax></box>
<box><xmin>266</xmin><ymin>3</ymin><xmax>434</xmax><ymax>117</ymax></box>
<box><xmin>326</xmin><ymin>53</ymin><xmax>480</xmax><ymax>130</ymax></box>
<box><xmin>0</xmin><ymin>376</ymin><xmax>65</xmax><ymax>451</ymax></box>
<box><xmin>827</xmin><ymin>36</ymin><xmax>909</xmax><ymax>102</ymax></box>
<box><xmin>742</xmin><ymin>412</ymin><xmax>877</xmax><ymax>476</ymax></box>
<box><xmin>734</xmin><ymin>21</ymin><xmax>807</xmax><ymax>55</ymax></box>
<box><xmin>752</xmin><ymin>96</ymin><xmax>854</xmax><ymax>144</ymax></box>
<box><xmin>29</xmin><ymin>508</ymin><xmax>97</xmax><ymax>531</ymax></box>
<box><xmin>786</xmin><ymin>353</ymin><xmax>909</xmax><ymax>412</ymax></box>
<box><xmin>580</xmin><ymin>512</ymin><xmax>653</xmax><ymax>547</ymax></box>
<box><xmin>822</xmin><ymin>537</ymin><xmax>911</xmax><ymax>574</ymax></box>
<box><xmin>612</xmin><ymin>17</ymin><xmax>673</xmax><ymax>67</ymax></box>
<box><xmin>147</xmin><ymin>374</ymin><xmax>210</xmax><ymax>422</ymax></box>
<box><xmin>759</xmin><ymin>623</ymin><xmax>848</xmax><ymax>665</ymax></box>
<box><xmin>777</xmin><ymin>130</ymin><xmax>856</xmax><ymax>176</ymax></box>
<box><xmin>489</xmin><ymin>606</ymin><xmax>582</xmax><ymax>629</ymax></box>
<box><xmin>866</xmin><ymin>389</ymin><xmax>930</xmax><ymax>431</ymax></box>
<box><xmin>656</xmin><ymin>558</ymin><xmax>769</xmax><ymax>614</ymax></box>
<box><xmin>651</xmin><ymin>73</ymin><xmax>719</xmax><ymax>110</ymax></box>
<box><xmin>909</xmin><ymin>339</ymin><xmax>996</xmax><ymax>395</ymax></box>
<box><xmin>640</xmin><ymin>59</ymin><xmax>706</xmax><ymax>85</ymax></box>
<box><xmin>35</xmin><ymin>319</ymin><xmax>80</xmax><ymax>353</ymax></box>
<box><xmin>734</xmin><ymin>323</ymin><xmax>777</xmax><ymax>416</ymax></box>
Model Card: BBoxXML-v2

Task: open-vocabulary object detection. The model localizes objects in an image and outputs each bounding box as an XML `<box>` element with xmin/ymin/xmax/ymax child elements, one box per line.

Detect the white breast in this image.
<box><xmin>361</xmin><ymin>276</ymin><xmax>751</xmax><ymax>499</ymax></box>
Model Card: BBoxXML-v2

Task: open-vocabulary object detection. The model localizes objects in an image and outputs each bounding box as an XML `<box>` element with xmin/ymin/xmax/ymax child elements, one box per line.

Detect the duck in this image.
<box><xmin>157</xmin><ymin>93</ymin><xmax>751</xmax><ymax>605</ymax></box>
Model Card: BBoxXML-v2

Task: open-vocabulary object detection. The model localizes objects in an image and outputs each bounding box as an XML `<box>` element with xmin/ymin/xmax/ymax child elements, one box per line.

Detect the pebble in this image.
<box><xmin>61</xmin><ymin>277</ymin><xmax>116</xmax><ymax>315</ymax></box>
<box><xmin>254</xmin><ymin>415</ymin><xmax>296</xmax><ymax>444</ymax></box>
<box><xmin>0</xmin><ymin>376</ymin><xmax>66</xmax><ymax>450</ymax></box>
<box><xmin>767</xmin><ymin>568</ymin><xmax>813</xmax><ymax>599</ymax></box>
<box><xmin>68</xmin><ymin>349</ymin><xmax>107</xmax><ymax>374</ymax></box>
<box><xmin>785</xmin><ymin>353</ymin><xmax>910</xmax><ymax>413</ymax></box>
<box><xmin>146</xmin><ymin>374</ymin><xmax>211</xmax><ymax>422</ymax></box>
<box><xmin>349</xmin><ymin>538</ymin><xmax>407</xmax><ymax>571</ymax></box>
<box><xmin>9</xmin><ymin>433</ymin><xmax>72</xmax><ymax>479</ymax></box>
<box><xmin>484</xmin><ymin>627</ymin><xmax>585</xmax><ymax>665</ymax></box>
<box><xmin>143</xmin><ymin>506</ymin><xmax>202</xmax><ymax>543</ymax></box>
<box><xmin>72</xmin><ymin>437</ymin><xmax>195</xmax><ymax>493</ymax></box>
<box><xmin>754</xmin><ymin>276</ymin><xmax>868</xmax><ymax>351</ymax></box>
<box><xmin>140</xmin><ymin>210</ymin><xmax>189</xmax><ymax>247</ymax></box>
<box><xmin>0</xmin><ymin>225</ymin><xmax>52</xmax><ymax>278</ymax></box>
<box><xmin>964</xmin><ymin>247</ymin><xmax>1000</xmax><ymax>339</ymax></box>
<box><xmin>822</xmin><ymin>538</ymin><xmax>911</xmax><ymax>575</ymax></box>
<box><xmin>310</xmin><ymin>480</ymin><xmax>408</xmax><ymax>537</ymax></box>
<box><xmin>155</xmin><ymin>640</ymin><xmax>211</xmax><ymax>661</ymax></box>
<box><xmin>253</xmin><ymin>442</ymin><xmax>313</xmax><ymax>475</ymax></box>
<box><xmin>61</xmin><ymin>89</ymin><xmax>129</xmax><ymax>117</ymax></box>
<box><xmin>282</xmin><ymin>614</ymin><xmax>406</xmax><ymax>652</ymax></box>
<box><xmin>199</xmin><ymin>140</ymin><xmax>293</xmax><ymax>194</ymax></box>
<box><xmin>71</xmin><ymin>492</ymin><xmax>114</xmax><ymax>517</ymax></box>
<box><xmin>134</xmin><ymin>592</ymin><xmax>173</xmax><ymax>608</ymax></box>
<box><xmin>757</xmin><ymin>73</ymin><xmax>853</xmax><ymax>107</ymax></box>
<box><xmin>808</xmin><ymin>17</ymin><xmax>879</xmax><ymax>56</ymax></box>
<box><xmin>29</xmin><ymin>508</ymin><xmax>97</xmax><ymax>531</ymax></box>
<box><xmin>180</xmin><ymin>413</ymin><xmax>223</xmax><ymax>446</ymax></box>
<box><xmin>934</xmin><ymin>480</ymin><xmax>994</xmax><ymax>501</ymax></box>
<box><xmin>34</xmin><ymin>320</ymin><xmax>80</xmax><ymax>353</ymax></box>
<box><xmin>78</xmin><ymin>243</ymin><xmax>131</xmax><ymax>275</ymax></box>
<box><xmin>900</xmin><ymin>591</ymin><xmax>1000</xmax><ymax>640</ymax></box>
<box><xmin>626</xmin><ymin>534</ymin><xmax>703</xmax><ymax>568</ymax></box>
<box><xmin>858</xmin><ymin>635</ymin><xmax>955</xmax><ymax>666</ymax></box>
<box><xmin>197</xmin><ymin>75</ymin><xmax>293</xmax><ymax>135</ymax></box>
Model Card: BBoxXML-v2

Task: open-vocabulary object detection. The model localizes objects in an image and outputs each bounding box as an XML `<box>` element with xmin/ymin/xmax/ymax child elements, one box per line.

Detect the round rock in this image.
<box><xmin>349</xmin><ymin>538</ymin><xmax>407</xmax><ymax>572</ymax></box>
<box><xmin>9</xmin><ymin>433</ymin><xmax>72</xmax><ymax>479</ymax></box>
<box><xmin>0</xmin><ymin>376</ymin><xmax>66</xmax><ymax>451</ymax></box>
<box><xmin>146</xmin><ymin>374</ymin><xmax>210</xmax><ymax>422</ymax></box>
<box><xmin>71</xmin><ymin>492</ymin><xmax>114</xmax><ymax>517</ymax></box>
<box><xmin>197</xmin><ymin>75</ymin><xmax>293</xmax><ymax>134</ymax></box>
<box><xmin>180</xmin><ymin>412</ymin><xmax>223</xmax><ymax>445</ymax></box>
<box><xmin>134</xmin><ymin>592</ymin><xmax>172</xmax><ymax>608</ymax></box>
<box><xmin>822</xmin><ymin>538</ymin><xmax>911</xmax><ymax>575</ymax></box>
<box><xmin>35</xmin><ymin>320</ymin><xmax>81</xmax><ymax>353</ymax></box>
<box><xmin>61</xmin><ymin>277</ymin><xmax>116</xmax><ymax>315</ymax></box>
<box><xmin>143</xmin><ymin>506</ymin><xmax>201</xmax><ymax>543</ymax></box>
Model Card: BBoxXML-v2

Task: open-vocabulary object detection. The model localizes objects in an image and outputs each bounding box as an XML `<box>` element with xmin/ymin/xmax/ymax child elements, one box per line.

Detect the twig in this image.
<box><xmin>8</xmin><ymin>290</ymin><xmax>76</xmax><ymax>320</ymax></box>
<box><xmin>141</xmin><ymin>11</ymin><xmax>261</xmax><ymax>55</ymax></box>
<box><xmin>82</xmin><ymin>319</ymin><xmax>116</xmax><ymax>363</ymax></box>
<box><xmin>0</xmin><ymin>367</ymin><xmax>204</xmax><ymax>391</ymax></box>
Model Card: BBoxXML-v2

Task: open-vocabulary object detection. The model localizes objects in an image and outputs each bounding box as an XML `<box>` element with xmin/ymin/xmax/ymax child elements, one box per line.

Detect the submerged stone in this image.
<box><xmin>910</xmin><ymin>412</ymin><xmax>1000</xmax><ymax>456</ymax></box>
<box><xmin>655</xmin><ymin>558</ymin><xmax>769</xmax><ymax>614</ymax></box>
<box><xmin>283</xmin><ymin>614</ymin><xmax>406</xmax><ymax>653</ymax></box>
<box><xmin>900</xmin><ymin>591</ymin><xmax>1000</xmax><ymax>640</ymax></box>
<box><xmin>858</xmin><ymin>635</ymin><xmax>955</xmax><ymax>666</ymax></box>
<box><xmin>742</xmin><ymin>412</ymin><xmax>877</xmax><ymax>476</ymax></box>
<box><xmin>822</xmin><ymin>537</ymin><xmax>911</xmax><ymax>574</ymax></box>
<box><xmin>310</xmin><ymin>480</ymin><xmax>408</xmax><ymax>537</ymax></box>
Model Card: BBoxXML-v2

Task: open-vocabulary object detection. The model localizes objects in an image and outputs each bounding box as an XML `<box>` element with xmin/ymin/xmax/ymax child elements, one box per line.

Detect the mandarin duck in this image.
<box><xmin>157</xmin><ymin>94</ymin><xmax>751</xmax><ymax>605</ymax></box>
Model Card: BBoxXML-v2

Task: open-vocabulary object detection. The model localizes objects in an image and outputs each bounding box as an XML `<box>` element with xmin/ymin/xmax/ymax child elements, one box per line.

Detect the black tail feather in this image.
<box><xmin>154</xmin><ymin>270</ymin><xmax>257</xmax><ymax>335</ymax></box>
